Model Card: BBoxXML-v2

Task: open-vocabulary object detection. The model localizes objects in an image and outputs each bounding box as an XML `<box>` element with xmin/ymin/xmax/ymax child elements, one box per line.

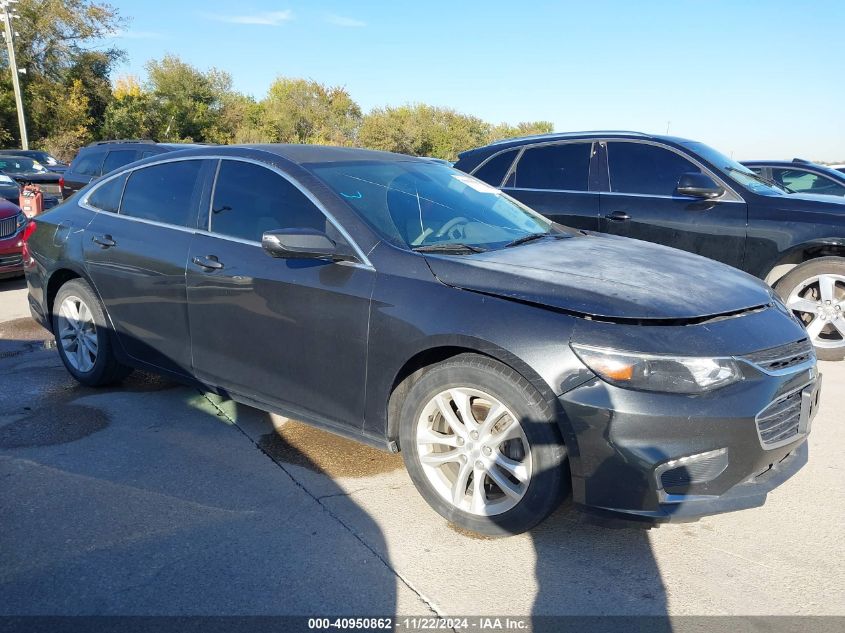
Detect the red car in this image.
<box><xmin>0</xmin><ymin>199</ymin><xmax>26</xmax><ymax>279</ymax></box>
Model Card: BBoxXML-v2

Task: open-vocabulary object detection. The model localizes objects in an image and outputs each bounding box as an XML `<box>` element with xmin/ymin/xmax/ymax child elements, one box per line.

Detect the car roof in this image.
<box><xmin>155</xmin><ymin>143</ymin><xmax>428</xmax><ymax>166</ymax></box>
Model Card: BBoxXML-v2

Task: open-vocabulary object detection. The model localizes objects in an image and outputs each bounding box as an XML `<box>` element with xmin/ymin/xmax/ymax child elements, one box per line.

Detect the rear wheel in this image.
<box><xmin>775</xmin><ymin>257</ymin><xmax>845</xmax><ymax>361</ymax></box>
<box><xmin>53</xmin><ymin>279</ymin><xmax>132</xmax><ymax>386</ymax></box>
<box><xmin>399</xmin><ymin>354</ymin><xmax>568</xmax><ymax>536</ymax></box>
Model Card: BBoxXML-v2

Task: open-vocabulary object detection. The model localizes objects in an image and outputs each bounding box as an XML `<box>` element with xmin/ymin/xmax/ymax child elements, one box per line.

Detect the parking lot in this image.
<box><xmin>1</xmin><ymin>277</ymin><xmax>843</xmax><ymax>620</ymax></box>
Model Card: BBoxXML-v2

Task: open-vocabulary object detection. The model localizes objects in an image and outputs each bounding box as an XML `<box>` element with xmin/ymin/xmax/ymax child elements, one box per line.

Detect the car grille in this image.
<box><xmin>0</xmin><ymin>214</ymin><xmax>21</xmax><ymax>239</ymax></box>
<box><xmin>742</xmin><ymin>338</ymin><xmax>814</xmax><ymax>373</ymax></box>
<box><xmin>756</xmin><ymin>390</ymin><xmax>803</xmax><ymax>446</ymax></box>
<box><xmin>0</xmin><ymin>253</ymin><xmax>22</xmax><ymax>267</ymax></box>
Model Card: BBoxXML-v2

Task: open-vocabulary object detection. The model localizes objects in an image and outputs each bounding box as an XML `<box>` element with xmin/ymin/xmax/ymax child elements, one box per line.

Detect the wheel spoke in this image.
<box><xmin>818</xmin><ymin>276</ymin><xmax>837</xmax><ymax>304</ymax></box>
<box><xmin>417</xmin><ymin>427</ymin><xmax>461</xmax><ymax>448</ymax></box>
<box><xmin>477</xmin><ymin>402</ymin><xmax>509</xmax><ymax>440</ymax></box>
<box><xmin>787</xmin><ymin>297</ymin><xmax>818</xmax><ymax>314</ymax></box>
<box><xmin>420</xmin><ymin>449</ymin><xmax>463</xmax><ymax>466</ymax></box>
<box><xmin>451</xmin><ymin>460</ymin><xmax>473</xmax><ymax>507</ymax></box>
<box><xmin>806</xmin><ymin>316</ymin><xmax>826</xmax><ymax>340</ymax></box>
<box><xmin>494</xmin><ymin>451</ymin><xmax>530</xmax><ymax>484</ymax></box>
<box><xmin>435</xmin><ymin>394</ymin><xmax>467</xmax><ymax>438</ymax></box>
<box><xmin>831</xmin><ymin>318</ymin><xmax>845</xmax><ymax>340</ymax></box>
<box><xmin>486</xmin><ymin>464</ymin><xmax>525</xmax><ymax>499</ymax></box>
<box><xmin>81</xmin><ymin>331</ymin><xmax>98</xmax><ymax>354</ymax></box>
<box><xmin>493</xmin><ymin>419</ymin><xmax>524</xmax><ymax>445</ymax></box>
<box><xmin>75</xmin><ymin>341</ymin><xmax>87</xmax><ymax>370</ymax></box>
<box><xmin>470</xmin><ymin>467</ymin><xmax>487</xmax><ymax>514</ymax></box>
<box><xmin>449</xmin><ymin>389</ymin><xmax>478</xmax><ymax>431</ymax></box>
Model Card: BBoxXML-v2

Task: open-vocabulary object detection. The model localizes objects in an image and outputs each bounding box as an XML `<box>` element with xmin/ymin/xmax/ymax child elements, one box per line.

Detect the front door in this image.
<box><xmin>186</xmin><ymin>159</ymin><xmax>374</xmax><ymax>429</ymax></box>
<box><xmin>82</xmin><ymin>159</ymin><xmax>213</xmax><ymax>375</ymax></box>
<box><xmin>599</xmin><ymin>141</ymin><xmax>747</xmax><ymax>268</ymax></box>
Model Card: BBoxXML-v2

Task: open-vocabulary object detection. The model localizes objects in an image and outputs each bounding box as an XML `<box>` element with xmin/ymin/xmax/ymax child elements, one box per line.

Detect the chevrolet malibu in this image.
<box><xmin>23</xmin><ymin>145</ymin><xmax>821</xmax><ymax>535</ymax></box>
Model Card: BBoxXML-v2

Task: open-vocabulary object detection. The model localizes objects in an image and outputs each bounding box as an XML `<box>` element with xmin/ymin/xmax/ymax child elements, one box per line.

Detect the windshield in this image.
<box><xmin>309</xmin><ymin>160</ymin><xmax>555</xmax><ymax>250</ymax></box>
<box><xmin>682</xmin><ymin>142</ymin><xmax>787</xmax><ymax>196</ymax></box>
<box><xmin>0</xmin><ymin>157</ymin><xmax>46</xmax><ymax>174</ymax></box>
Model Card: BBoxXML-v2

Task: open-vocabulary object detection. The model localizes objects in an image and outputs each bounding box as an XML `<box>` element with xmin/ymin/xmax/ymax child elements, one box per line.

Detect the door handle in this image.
<box><xmin>604</xmin><ymin>211</ymin><xmax>631</xmax><ymax>221</ymax></box>
<box><xmin>92</xmin><ymin>234</ymin><xmax>116</xmax><ymax>248</ymax></box>
<box><xmin>192</xmin><ymin>255</ymin><xmax>224</xmax><ymax>271</ymax></box>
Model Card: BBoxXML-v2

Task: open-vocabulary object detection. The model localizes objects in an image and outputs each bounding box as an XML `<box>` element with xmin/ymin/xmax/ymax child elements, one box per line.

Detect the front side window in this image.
<box><xmin>102</xmin><ymin>150</ymin><xmax>138</xmax><ymax>175</ymax></box>
<box><xmin>210</xmin><ymin>160</ymin><xmax>327</xmax><ymax>242</ymax></box>
<box><xmin>608</xmin><ymin>142</ymin><xmax>701</xmax><ymax>196</ymax></box>
<box><xmin>772</xmin><ymin>169</ymin><xmax>845</xmax><ymax>196</ymax></box>
<box><xmin>71</xmin><ymin>152</ymin><xmax>105</xmax><ymax>177</ymax></box>
<box><xmin>120</xmin><ymin>160</ymin><xmax>204</xmax><ymax>227</ymax></box>
<box><xmin>87</xmin><ymin>174</ymin><xmax>128</xmax><ymax>213</ymax></box>
<box><xmin>512</xmin><ymin>143</ymin><xmax>592</xmax><ymax>191</ymax></box>
<box><xmin>473</xmin><ymin>149</ymin><xmax>518</xmax><ymax>187</ymax></box>
<box><xmin>309</xmin><ymin>160</ymin><xmax>554</xmax><ymax>250</ymax></box>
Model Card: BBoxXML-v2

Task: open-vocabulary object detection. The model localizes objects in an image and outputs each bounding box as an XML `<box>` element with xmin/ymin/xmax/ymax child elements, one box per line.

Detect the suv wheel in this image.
<box><xmin>399</xmin><ymin>354</ymin><xmax>568</xmax><ymax>536</ymax></box>
<box><xmin>775</xmin><ymin>257</ymin><xmax>845</xmax><ymax>361</ymax></box>
<box><xmin>53</xmin><ymin>279</ymin><xmax>132</xmax><ymax>386</ymax></box>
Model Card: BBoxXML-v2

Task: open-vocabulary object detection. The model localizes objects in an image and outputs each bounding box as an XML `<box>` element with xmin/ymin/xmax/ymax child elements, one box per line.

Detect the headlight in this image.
<box><xmin>571</xmin><ymin>344</ymin><xmax>742</xmax><ymax>394</ymax></box>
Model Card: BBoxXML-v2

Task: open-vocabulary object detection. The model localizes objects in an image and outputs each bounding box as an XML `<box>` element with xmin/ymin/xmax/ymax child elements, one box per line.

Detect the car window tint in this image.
<box><xmin>512</xmin><ymin>143</ymin><xmax>591</xmax><ymax>191</ymax></box>
<box><xmin>473</xmin><ymin>149</ymin><xmax>518</xmax><ymax>187</ymax></box>
<box><xmin>87</xmin><ymin>173</ymin><xmax>127</xmax><ymax>213</ymax></box>
<box><xmin>210</xmin><ymin>160</ymin><xmax>327</xmax><ymax>242</ymax></box>
<box><xmin>140</xmin><ymin>151</ymin><xmax>156</xmax><ymax>159</ymax></box>
<box><xmin>70</xmin><ymin>152</ymin><xmax>104</xmax><ymax>177</ymax></box>
<box><xmin>608</xmin><ymin>142</ymin><xmax>701</xmax><ymax>196</ymax></box>
<box><xmin>120</xmin><ymin>160</ymin><xmax>204</xmax><ymax>227</ymax></box>
<box><xmin>102</xmin><ymin>150</ymin><xmax>138</xmax><ymax>174</ymax></box>
<box><xmin>772</xmin><ymin>169</ymin><xmax>845</xmax><ymax>196</ymax></box>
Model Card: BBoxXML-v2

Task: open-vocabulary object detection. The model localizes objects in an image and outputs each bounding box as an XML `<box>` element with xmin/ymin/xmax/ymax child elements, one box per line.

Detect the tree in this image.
<box><xmin>101</xmin><ymin>76</ymin><xmax>159</xmax><ymax>140</ymax></box>
<box><xmin>39</xmin><ymin>79</ymin><xmax>94</xmax><ymax>160</ymax></box>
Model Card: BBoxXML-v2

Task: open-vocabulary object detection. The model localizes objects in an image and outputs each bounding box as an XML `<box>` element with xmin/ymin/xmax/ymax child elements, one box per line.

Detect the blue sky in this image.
<box><xmin>106</xmin><ymin>0</ymin><xmax>844</xmax><ymax>161</ymax></box>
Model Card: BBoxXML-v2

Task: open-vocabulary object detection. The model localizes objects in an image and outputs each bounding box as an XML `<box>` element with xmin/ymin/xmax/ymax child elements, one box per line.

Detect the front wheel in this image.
<box><xmin>775</xmin><ymin>257</ymin><xmax>845</xmax><ymax>361</ymax></box>
<box><xmin>399</xmin><ymin>354</ymin><xmax>569</xmax><ymax>536</ymax></box>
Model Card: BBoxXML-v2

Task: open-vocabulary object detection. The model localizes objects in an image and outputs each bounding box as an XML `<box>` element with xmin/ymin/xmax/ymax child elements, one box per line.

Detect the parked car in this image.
<box><xmin>0</xmin><ymin>149</ymin><xmax>68</xmax><ymax>174</ymax></box>
<box><xmin>24</xmin><ymin>145</ymin><xmax>818</xmax><ymax>535</ymax></box>
<box><xmin>61</xmin><ymin>139</ymin><xmax>204</xmax><ymax>198</ymax></box>
<box><xmin>0</xmin><ymin>171</ymin><xmax>20</xmax><ymax>205</ymax></box>
<box><xmin>0</xmin><ymin>155</ymin><xmax>63</xmax><ymax>210</ymax></box>
<box><xmin>743</xmin><ymin>159</ymin><xmax>845</xmax><ymax>197</ymax></box>
<box><xmin>829</xmin><ymin>164</ymin><xmax>845</xmax><ymax>174</ymax></box>
<box><xmin>0</xmin><ymin>200</ymin><xmax>26</xmax><ymax>278</ymax></box>
<box><xmin>455</xmin><ymin>131</ymin><xmax>845</xmax><ymax>360</ymax></box>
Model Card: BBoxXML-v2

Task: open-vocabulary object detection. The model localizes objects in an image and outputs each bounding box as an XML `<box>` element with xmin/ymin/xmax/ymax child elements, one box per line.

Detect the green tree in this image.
<box><xmin>101</xmin><ymin>76</ymin><xmax>160</xmax><ymax>141</ymax></box>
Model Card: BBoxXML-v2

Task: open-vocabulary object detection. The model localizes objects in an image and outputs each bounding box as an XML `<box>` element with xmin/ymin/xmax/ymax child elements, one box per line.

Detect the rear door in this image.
<box><xmin>186</xmin><ymin>158</ymin><xmax>374</xmax><ymax>429</ymax></box>
<box><xmin>599</xmin><ymin>140</ymin><xmax>748</xmax><ymax>268</ymax></box>
<box><xmin>499</xmin><ymin>141</ymin><xmax>600</xmax><ymax>231</ymax></box>
<box><xmin>82</xmin><ymin>158</ymin><xmax>214</xmax><ymax>376</ymax></box>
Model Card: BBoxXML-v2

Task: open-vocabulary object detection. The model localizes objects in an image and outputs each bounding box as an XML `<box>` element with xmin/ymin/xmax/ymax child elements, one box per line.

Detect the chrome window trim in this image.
<box><xmin>501</xmin><ymin>186</ymin><xmax>598</xmax><ymax>195</ymax></box>
<box><xmin>79</xmin><ymin>154</ymin><xmax>374</xmax><ymax>269</ymax></box>
<box><xmin>600</xmin><ymin>190</ymin><xmax>745</xmax><ymax>203</ymax></box>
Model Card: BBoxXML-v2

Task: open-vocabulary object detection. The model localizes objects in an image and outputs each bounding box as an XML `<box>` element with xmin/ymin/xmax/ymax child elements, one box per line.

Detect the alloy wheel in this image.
<box><xmin>415</xmin><ymin>387</ymin><xmax>532</xmax><ymax>516</ymax></box>
<box><xmin>57</xmin><ymin>295</ymin><xmax>98</xmax><ymax>373</ymax></box>
<box><xmin>786</xmin><ymin>273</ymin><xmax>845</xmax><ymax>349</ymax></box>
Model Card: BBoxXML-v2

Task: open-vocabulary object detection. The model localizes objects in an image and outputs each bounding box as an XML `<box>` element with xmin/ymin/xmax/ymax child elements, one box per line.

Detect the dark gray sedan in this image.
<box><xmin>22</xmin><ymin>145</ymin><xmax>819</xmax><ymax>535</ymax></box>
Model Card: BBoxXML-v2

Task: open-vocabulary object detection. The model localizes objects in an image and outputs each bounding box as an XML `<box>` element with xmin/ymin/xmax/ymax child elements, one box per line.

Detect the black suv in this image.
<box><xmin>455</xmin><ymin>132</ymin><xmax>845</xmax><ymax>360</ymax></box>
<box><xmin>742</xmin><ymin>158</ymin><xmax>845</xmax><ymax>198</ymax></box>
<box><xmin>61</xmin><ymin>140</ymin><xmax>203</xmax><ymax>198</ymax></box>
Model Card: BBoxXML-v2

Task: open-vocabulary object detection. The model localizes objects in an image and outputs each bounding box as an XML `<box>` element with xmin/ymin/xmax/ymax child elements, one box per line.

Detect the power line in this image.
<box><xmin>1</xmin><ymin>0</ymin><xmax>28</xmax><ymax>149</ymax></box>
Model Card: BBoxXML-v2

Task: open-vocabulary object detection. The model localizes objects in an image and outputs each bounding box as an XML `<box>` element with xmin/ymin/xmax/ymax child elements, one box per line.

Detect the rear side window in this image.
<box><xmin>608</xmin><ymin>142</ymin><xmax>701</xmax><ymax>196</ymax></box>
<box><xmin>512</xmin><ymin>143</ymin><xmax>591</xmax><ymax>191</ymax></box>
<box><xmin>473</xmin><ymin>149</ymin><xmax>517</xmax><ymax>186</ymax></box>
<box><xmin>70</xmin><ymin>151</ymin><xmax>105</xmax><ymax>177</ymax></box>
<box><xmin>87</xmin><ymin>174</ymin><xmax>127</xmax><ymax>213</ymax></box>
<box><xmin>209</xmin><ymin>160</ymin><xmax>327</xmax><ymax>242</ymax></box>
<box><xmin>102</xmin><ymin>150</ymin><xmax>138</xmax><ymax>175</ymax></box>
<box><xmin>120</xmin><ymin>160</ymin><xmax>204</xmax><ymax>227</ymax></box>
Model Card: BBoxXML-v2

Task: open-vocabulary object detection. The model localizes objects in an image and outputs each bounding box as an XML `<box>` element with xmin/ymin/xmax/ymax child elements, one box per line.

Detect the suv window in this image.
<box><xmin>512</xmin><ymin>143</ymin><xmax>591</xmax><ymax>191</ymax></box>
<box><xmin>474</xmin><ymin>149</ymin><xmax>518</xmax><ymax>186</ymax></box>
<box><xmin>772</xmin><ymin>168</ymin><xmax>845</xmax><ymax>196</ymax></box>
<box><xmin>608</xmin><ymin>142</ymin><xmax>701</xmax><ymax>196</ymax></box>
<box><xmin>70</xmin><ymin>151</ymin><xmax>105</xmax><ymax>177</ymax></box>
<box><xmin>102</xmin><ymin>150</ymin><xmax>138</xmax><ymax>175</ymax></box>
<box><xmin>120</xmin><ymin>160</ymin><xmax>204</xmax><ymax>227</ymax></box>
<box><xmin>210</xmin><ymin>160</ymin><xmax>328</xmax><ymax>242</ymax></box>
<box><xmin>87</xmin><ymin>174</ymin><xmax>127</xmax><ymax>213</ymax></box>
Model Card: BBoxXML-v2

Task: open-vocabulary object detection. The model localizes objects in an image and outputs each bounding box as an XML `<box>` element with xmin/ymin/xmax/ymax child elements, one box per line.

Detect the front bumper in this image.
<box><xmin>559</xmin><ymin>363</ymin><xmax>818</xmax><ymax>522</ymax></box>
<box><xmin>0</xmin><ymin>234</ymin><xmax>24</xmax><ymax>278</ymax></box>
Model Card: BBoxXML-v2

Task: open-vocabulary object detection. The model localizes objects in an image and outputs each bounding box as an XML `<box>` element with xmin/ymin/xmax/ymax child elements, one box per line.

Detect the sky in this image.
<box><xmin>105</xmin><ymin>0</ymin><xmax>845</xmax><ymax>161</ymax></box>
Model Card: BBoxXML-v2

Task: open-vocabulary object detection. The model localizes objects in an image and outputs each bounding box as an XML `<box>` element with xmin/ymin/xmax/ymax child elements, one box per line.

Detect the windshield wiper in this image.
<box><xmin>505</xmin><ymin>232</ymin><xmax>559</xmax><ymax>248</ymax></box>
<box><xmin>412</xmin><ymin>243</ymin><xmax>487</xmax><ymax>254</ymax></box>
<box><xmin>727</xmin><ymin>167</ymin><xmax>793</xmax><ymax>193</ymax></box>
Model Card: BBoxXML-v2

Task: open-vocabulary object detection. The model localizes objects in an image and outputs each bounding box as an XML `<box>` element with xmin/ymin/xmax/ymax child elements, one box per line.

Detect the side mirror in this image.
<box><xmin>261</xmin><ymin>228</ymin><xmax>356</xmax><ymax>262</ymax></box>
<box><xmin>676</xmin><ymin>172</ymin><xmax>725</xmax><ymax>199</ymax></box>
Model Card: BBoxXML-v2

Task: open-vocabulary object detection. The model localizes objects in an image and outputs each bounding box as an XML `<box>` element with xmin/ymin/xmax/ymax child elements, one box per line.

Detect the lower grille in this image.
<box><xmin>0</xmin><ymin>253</ymin><xmax>22</xmax><ymax>267</ymax></box>
<box><xmin>756</xmin><ymin>390</ymin><xmax>802</xmax><ymax>446</ymax></box>
<box><xmin>660</xmin><ymin>450</ymin><xmax>729</xmax><ymax>489</ymax></box>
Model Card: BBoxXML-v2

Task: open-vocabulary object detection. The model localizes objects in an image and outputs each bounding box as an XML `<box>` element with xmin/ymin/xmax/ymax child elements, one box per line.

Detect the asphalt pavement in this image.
<box><xmin>0</xmin><ymin>276</ymin><xmax>843</xmax><ymax>621</ymax></box>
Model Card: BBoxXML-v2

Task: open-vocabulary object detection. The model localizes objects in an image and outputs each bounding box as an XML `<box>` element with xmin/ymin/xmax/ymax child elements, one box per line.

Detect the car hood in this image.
<box><xmin>0</xmin><ymin>199</ymin><xmax>20</xmax><ymax>219</ymax></box>
<box><xmin>424</xmin><ymin>233</ymin><xmax>773</xmax><ymax>320</ymax></box>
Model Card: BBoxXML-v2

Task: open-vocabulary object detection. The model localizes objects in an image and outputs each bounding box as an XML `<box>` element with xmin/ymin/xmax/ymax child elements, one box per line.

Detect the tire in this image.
<box><xmin>398</xmin><ymin>353</ymin><xmax>569</xmax><ymax>536</ymax></box>
<box><xmin>775</xmin><ymin>257</ymin><xmax>845</xmax><ymax>362</ymax></box>
<box><xmin>52</xmin><ymin>278</ymin><xmax>133</xmax><ymax>386</ymax></box>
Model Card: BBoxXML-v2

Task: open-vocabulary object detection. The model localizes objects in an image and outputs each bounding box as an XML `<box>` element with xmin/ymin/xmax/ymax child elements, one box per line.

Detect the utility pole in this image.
<box><xmin>1</xmin><ymin>0</ymin><xmax>28</xmax><ymax>149</ymax></box>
